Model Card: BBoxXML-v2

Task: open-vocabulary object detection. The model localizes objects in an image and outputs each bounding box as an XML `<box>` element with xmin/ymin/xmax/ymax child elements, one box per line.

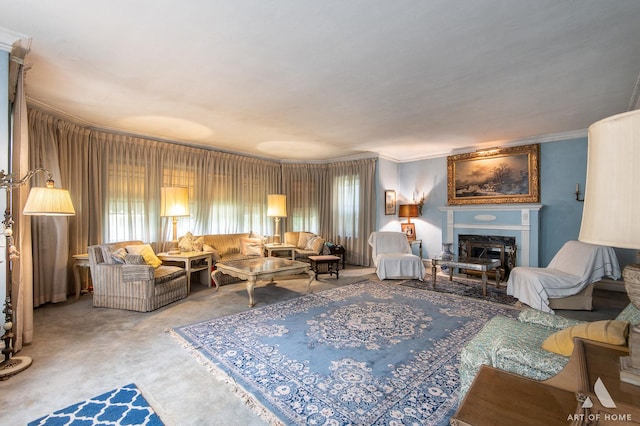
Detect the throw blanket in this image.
<box><xmin>507</xmin><ymin>240</ymin><xmax>621</xmax><ymax>313</ymax></box>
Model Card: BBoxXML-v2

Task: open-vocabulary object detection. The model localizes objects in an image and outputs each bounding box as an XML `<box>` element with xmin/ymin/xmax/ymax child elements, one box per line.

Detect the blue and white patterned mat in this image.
<box><xmin>28</xmin><ymin>383</ymin><xmax>164</xmax><ymax>426</ymax></box>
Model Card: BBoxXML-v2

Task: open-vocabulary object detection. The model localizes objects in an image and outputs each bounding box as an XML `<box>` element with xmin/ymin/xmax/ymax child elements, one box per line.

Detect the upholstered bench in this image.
<box><xmin>308</xmin><ymin>255</ymin><xmax>341</xmax><ymax>279</ymax></box>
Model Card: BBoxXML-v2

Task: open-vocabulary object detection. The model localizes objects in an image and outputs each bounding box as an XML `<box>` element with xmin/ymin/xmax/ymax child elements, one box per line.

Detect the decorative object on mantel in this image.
<box><xmin>577</xmin><ymin>109</ymin><xmax>640</xmax><ymax>386</ymax></box>
<box><xmin>160</xmin><ymin>186</ymin><xmax>189</xmax><ymax>242</ymax></box>
<box><xmin>267</xmin><ymin>194</ymin><xmax>287</xmax><ymax>244</ymax></box>
<box><xmin>447</xmin><ymin>144</ymin><xmax>540</xmax><ymax>205</ymax></box>
<box><xmin>398</xmin><ymin>204</ymin><xmax>419</xmax><ymax>241</ymax></box>
<box><xmin>1</xmin><ymin>168</ymin><xmax>75</xmax><ymax>380</ymax></box>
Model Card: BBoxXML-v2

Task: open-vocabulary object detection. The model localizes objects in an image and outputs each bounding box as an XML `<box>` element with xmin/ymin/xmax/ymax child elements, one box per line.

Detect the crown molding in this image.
<box><xmin>0</xmin><ymin>26</ymin><xmax>29</xmax><ymax>53</ymax></box>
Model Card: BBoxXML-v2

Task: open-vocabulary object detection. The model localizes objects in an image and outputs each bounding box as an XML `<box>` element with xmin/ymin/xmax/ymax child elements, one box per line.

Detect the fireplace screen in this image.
<box><xmin>458</xmin><ymin>235</ymin><xmax>517</xmax><ymax>280</ymax></box>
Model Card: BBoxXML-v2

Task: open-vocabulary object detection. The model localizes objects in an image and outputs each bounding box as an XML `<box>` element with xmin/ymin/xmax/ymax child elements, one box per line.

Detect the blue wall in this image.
<box><xmin>377</xmin><ymin>138</ymin><xmax>636</xmax><ymax>270</ymax></box>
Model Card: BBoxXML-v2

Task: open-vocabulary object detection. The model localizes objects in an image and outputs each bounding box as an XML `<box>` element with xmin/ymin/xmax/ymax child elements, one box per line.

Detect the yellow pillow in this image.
<box><xmin>542</xmin><ymin>320</ymin><xmax>629</xmax><ymax>356</ymax></box>
<box><xmin>126</xmin><ymin>244</ymin><xmax>162</xmax><ymax>268</ymax></box>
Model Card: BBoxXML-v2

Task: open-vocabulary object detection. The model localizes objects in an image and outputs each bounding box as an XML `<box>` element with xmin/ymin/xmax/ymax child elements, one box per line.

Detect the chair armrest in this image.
<box><xmin>518</xmin><ymin>308</ymin><xmax>585</xmax><ymax>330</ymax></box>
<box><xmin>121</xmin><ymin>264</ymin><xmax>155</xmax><ymax>282</ymax></box>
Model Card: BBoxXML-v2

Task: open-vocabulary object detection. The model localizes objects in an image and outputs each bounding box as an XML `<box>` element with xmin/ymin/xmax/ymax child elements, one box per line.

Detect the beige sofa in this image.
<box><xmin>283</xmin><ymin>231</ymin><xmax>326</xmax><ymax>260</ymax></box>
<box><xmin>88</xmin><ymin>240</ymin><xmax>188</xmax><ymax>312</ymax></box>
<box><xmin>199</xmin><ymin>233</ymin><xmax>264</xmax><ymax>285</ymax></box>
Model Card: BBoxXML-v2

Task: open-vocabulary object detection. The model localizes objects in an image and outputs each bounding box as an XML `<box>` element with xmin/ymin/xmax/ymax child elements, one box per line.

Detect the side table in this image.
<box><xmin>72</xmin><ymin>253</ymin><xmax>91</xmax><ymax>301</ymax></box>
<box><xmin>452</xmin><ymin>365</ymin><xmax>579</xmax><ymax>425</ymax></box>
<box><xmin>157</xmin><ymin>251</ymin><xmax>212</xmax><ymax>294</ymax></box>
<box><xmin>264</xmin><ymin>243</ymin><xmax>296</xmax><ymax>260</ymax></box>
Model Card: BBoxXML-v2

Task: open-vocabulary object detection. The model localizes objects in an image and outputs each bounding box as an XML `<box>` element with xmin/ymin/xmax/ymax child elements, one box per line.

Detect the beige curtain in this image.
<box><xmin>282</xmin><ymin>158</ymin><xmax>376</xmax><ymax>266</ymax></box>
<box><xmin>11</xmin><ymin>64</ymin><xmax>33</xmax><ymax>348</ymax></box>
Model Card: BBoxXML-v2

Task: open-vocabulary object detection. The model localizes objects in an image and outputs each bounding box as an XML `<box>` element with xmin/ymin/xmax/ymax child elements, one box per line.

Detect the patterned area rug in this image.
<box><xmin>173</xmin><ymin>281</ymin><xmax>519</xmax><ymax>425</ymax></box>
<box><xmin>401</xmin><ymin>273</ymin><xmax>519</xmax><ymax>306</ymax></box>
<box><xmin>28</xmin><ymin>383</ymin><xmax>164</xmax><ymax>426</ymax></box>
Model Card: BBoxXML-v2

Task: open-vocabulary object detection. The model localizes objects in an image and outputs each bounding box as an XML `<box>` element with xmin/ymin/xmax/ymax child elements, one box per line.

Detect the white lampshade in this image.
<box><xmin>23</xmin><ymin>186</ymin><xmax>75</xmax><ymax>216</ymax></box>
<box><xmin>160</xmin><ymin>187</ymin><xmax>190</xmax><ymax>217</ymax></box>
<box><xmin>579</xmin><ymin>109</ymin><xmax>640</xmax><ymax>249</ymax></box>
<box><xmin>267</xmin><ymin>194</ymin><xmax>287</xmax><ymax>217</ymax></box>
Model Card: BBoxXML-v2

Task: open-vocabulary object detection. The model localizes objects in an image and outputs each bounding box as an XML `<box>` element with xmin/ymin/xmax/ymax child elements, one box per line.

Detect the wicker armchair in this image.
<box><xmin>88</xmin><ymin>241</ymin><xmax>188</xmax><ymax>312</ymax></box>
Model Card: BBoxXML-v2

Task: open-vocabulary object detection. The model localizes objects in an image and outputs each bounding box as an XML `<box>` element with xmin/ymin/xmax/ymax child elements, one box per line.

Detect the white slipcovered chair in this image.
<box><xmin>506</xmin><ymin>240</ymin><xmax>621</xmax><ymax>313</ymax></box>
<box><xmin>368</xmin><ymin>231</ymin><xmax>425</xmax><ymax>280</ymax></box>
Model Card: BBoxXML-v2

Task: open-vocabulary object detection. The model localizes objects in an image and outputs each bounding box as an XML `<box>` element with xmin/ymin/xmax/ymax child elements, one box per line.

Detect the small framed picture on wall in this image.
<box><xmin>401</xmin><ymin>223</ymin><xmax>416</xmax><ymax>241</ymax></box>
<box><xmin>385</xmin><ymin>190</ymin><xmax>396</xmax><ymax>215</ymax></box>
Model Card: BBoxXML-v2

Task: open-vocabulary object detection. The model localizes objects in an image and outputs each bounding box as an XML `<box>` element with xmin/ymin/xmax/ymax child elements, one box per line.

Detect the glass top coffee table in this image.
<box><xmin>430</xmin><ymin>256</ymin><xmax>501</xmax><ymax>297</ymax></box>
<box><xmin>212</xmin><ymin>257</ymin><xmax>315</xmax><ymax>307</ymax></box>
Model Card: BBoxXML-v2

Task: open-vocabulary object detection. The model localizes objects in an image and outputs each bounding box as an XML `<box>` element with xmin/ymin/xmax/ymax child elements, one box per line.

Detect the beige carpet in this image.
<box><xmin>0</xmin><ymin>267</ymin><xmax>375</xmax><ymax>425</ymax></box>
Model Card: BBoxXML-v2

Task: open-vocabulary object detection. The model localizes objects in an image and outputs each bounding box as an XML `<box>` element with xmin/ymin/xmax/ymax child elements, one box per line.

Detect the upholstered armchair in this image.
<box><xmin>507</xmin><ymin>240</ymin><xmax>621</xmax><ymax>313</ymax></box>
<box><xmin>88</xmin><ymin>241</ymin><xmax>188</xmax><ymax>312</ymax></box>
<box><xmin>368</xmin><ymin>231</ymin><xmax>425</xmax><ymax>280</ymax></box>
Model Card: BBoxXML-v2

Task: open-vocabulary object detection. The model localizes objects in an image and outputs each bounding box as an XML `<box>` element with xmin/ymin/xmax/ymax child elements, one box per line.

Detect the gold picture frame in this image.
<box><xmin>447</xmin><ymin>144</ymin><xmax>540</xmax><ymax>205</ymax></box>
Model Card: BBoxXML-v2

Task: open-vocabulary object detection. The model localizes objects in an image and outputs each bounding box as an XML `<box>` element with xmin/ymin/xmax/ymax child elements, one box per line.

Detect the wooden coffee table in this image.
<box><xmin>431</xmin><ymin>255</ymin><xmax>501</xmax><ymax>297</ymax></box>
<box><xmin>212</xmin><ymin>257</ymin><xmax>315</xmax><ymax>307</ymax></box>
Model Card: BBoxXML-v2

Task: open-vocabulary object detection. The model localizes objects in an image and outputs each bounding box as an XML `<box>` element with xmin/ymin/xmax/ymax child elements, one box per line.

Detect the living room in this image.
<box><xmin>2</xmin><ymin>2</ymin><xmax>640</xmax><ymax>425</ymax></box>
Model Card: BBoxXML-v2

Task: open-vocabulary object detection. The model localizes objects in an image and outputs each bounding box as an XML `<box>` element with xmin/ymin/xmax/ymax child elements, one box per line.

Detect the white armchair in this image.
<box><xmin>507</xmin><ymin>240</ymin><xmax>621</xmax><ymax>313</ymax></box>
<box><xmin>368</xmin><ymin>232</ymin><xmax>425</xmax><ymax>280</ymax></box>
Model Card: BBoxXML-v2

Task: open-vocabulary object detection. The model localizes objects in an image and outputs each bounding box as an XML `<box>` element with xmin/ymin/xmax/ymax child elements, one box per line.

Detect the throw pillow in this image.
<box><xmin>241</xmin><ymin>238</ymin><xmax>263</xmax><ymax>256</ymax></box>
<box><xmin>542</xmin><ymin>320</ymin><xmax>629</xmax><ymax>356</ymax></box>
<box><xmin>193</xmin><ymin>236</ymin><xmax>205</xmax><ymax>252</ymax></box>
<box><xmin>126</xmin><ymin>244</ymin><xmax>162</xmax><ymax>268</ymax></box>
<box><xmin>111</xmin><ymin>248</ymin><xmax>127</xmax><ymax>264</ymax></box>
<box><xmin>305</xmin><ymin>236</ymin><xmax>325</xmax><ymax>253</ymax></box>
<box><xmin>178</xmin><ymin>232</ymin><xmax>194</xmax><ymax>252</ymax></box>
<box><xmin>297</xmin><ymin>232</ymin><xmax>314</xmax><ymax>249</ymax></box>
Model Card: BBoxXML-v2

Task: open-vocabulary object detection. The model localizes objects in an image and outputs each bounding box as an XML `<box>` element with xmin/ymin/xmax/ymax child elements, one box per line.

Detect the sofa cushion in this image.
<box><xmin>542</xmin><ymin>320</ymin><xmax>629</xmax><ymax>356</ymax></box>
<box><xmin>203</xmin><ymin>233</ymin><xmax>250</xmax><ymax>256</ymax></box>
<box><xmin>154</xmin><ymin>265</ymin><xmax>186</xmax><ymax>285</ymax></box>
<box><xmin>124</xmin><ymin>254</ymin><xmax>146</xmax><ymax>265</ymax></box>
<box><xmin>297</xmin><ymin>232</ymin><xmax>314</xmax><ymax>249</ymax></box>
<box><xmin>518</xmin><ymin>308</ymin><xmax>584</xmax><ymax>330</ymax></box>
<box><xmin>241</xmin><ymin>237</ymin><xmax>263</xmax><ymax>256</ymax></box>
<box><xmin>126</xmin><ymin>244</ymin><xmax>162</xmax><ymax>268</ymax></box>
<box><xmin>617</xmin><ymin>302</ymin><xmax>640</xmax><ymax>324</ymax></box>
<box><xmin>111</xmin><ymin>248</ymin><xmax>127</xmax><ymax>264</ymax></box>
<box><xmin>305</xmin><ymin>236</ymin><xmax>325</xmax><ymax>253</ymax></box>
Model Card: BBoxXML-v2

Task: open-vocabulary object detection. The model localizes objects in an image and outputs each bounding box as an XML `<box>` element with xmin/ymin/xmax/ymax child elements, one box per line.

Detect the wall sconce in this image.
<box><xmin>161</xmin><ymin>186</ymin><xmax>190</xmax><ymax>242</ymax></box>
<box><xmin>413</xmin><ymin>191</ymin><xmax>425</xmax><ymax>214</ymax></box>
<box><xmin>1</xmin><ymin>168</ymin><xmax>75</xmax><ymax>379</ymax></box>
<box><xmin>267</xmin><ymin>194</ymin><xmax>287</xmax><ymax>244</ymax></box>
<box><xmin>575</xmin><ymin>183</ymin><xmax>584</xmax><ymax>202</ymax></box>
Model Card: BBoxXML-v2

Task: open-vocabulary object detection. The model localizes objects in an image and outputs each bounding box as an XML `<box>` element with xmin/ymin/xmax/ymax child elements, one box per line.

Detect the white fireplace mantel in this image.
<box><xmin>439</xmin><ymin>204</ymin><xmax>543</xmax><ymax>267</ymax></box>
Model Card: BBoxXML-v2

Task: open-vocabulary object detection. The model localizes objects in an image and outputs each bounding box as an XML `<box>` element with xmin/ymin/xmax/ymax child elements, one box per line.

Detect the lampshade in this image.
<box><xmin>267</xmin><ymin>194</ymin><xmax>287</xmax><ymax>217</ymax></box>
<box><xmin>160</xmin><ymin>187</ymin><xmax>190</xmax><ymax>217</ymax></box>
<box><xmin>398</xmin><ymin>204</ymin><xmax>419</xmax><ymax>219</ymax></box>
<box><xmin>23</xmin><ymin>186</ymin><xmax>75</xmax><ymax>216</ymax></box>
<box><xmin>579</xmin><ymin>109</ymin><xmax>640</xmax><ymax>249</ymax></box>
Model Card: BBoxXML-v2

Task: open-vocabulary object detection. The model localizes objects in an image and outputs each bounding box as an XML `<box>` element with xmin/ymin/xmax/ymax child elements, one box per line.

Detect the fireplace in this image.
<box><xmin>458</xmin><ymin>235</ymin><xmax>517</xmax><ymax>280</ymax></box>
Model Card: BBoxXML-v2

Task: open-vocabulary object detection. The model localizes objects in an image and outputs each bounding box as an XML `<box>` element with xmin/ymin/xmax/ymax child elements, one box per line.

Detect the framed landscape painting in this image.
<box><xmin>447</xmin><ymin>144</ymin><xmax>540</xmax><ymax>205</ymax></box>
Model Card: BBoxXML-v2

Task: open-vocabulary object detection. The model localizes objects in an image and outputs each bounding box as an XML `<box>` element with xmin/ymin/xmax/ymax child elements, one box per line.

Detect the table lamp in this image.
<box><xmin>267</xmin><ymin>194</ymin><xmax>287</xmax><ymax>244</ymax></box>
<box><xmin>161</xmin><ymin>186</ymin><xmax>190</xmax><ymax>243</ymax></box>
<box><xmin>577</xmin><ymin>109</ymin><xmax>640</xmax><ymax>385</ymax></box>
<box><xmin>398</xmin><ymin>204</ymin><xmax>419</xmax><ymax>241</ymax></box>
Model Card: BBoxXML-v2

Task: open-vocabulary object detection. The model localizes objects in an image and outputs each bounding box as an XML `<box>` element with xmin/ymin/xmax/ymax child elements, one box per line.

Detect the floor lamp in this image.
<box><xmin>267</xmin><ymin>194</ymin><xmax>287</xmax><ymax>244</ymax></box>
<box><xmin>0</xmin><ymin>168</ymin><xmax>75</xmax><ymax>379</ymax></box>
<box><xmin>160</xmin><ymin>186</ymin><xmax>190</xmax><ymax>243</ymax></box>
<box><xmin>577</xmin><ymin>109</ymin><xmax>640</xmax><ymax>385</ymax></box>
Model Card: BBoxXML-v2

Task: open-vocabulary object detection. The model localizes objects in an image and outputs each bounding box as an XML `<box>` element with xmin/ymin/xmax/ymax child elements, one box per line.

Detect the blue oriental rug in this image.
<box><xmin>28</xmin><ymin>383</ymin><xmax>163</xmax><ymax>426</ymax></box>
<box><xmin>173</xmin><ymin>281</ymin><xmax>519</xmax><ymax>425</ymax></box>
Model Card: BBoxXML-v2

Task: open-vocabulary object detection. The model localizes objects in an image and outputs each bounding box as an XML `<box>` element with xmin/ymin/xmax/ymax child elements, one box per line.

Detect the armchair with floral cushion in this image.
<box><xmin>87</xmin><ymin>241</ymin><xmax>188</xmax><ymax>312</ymax></box>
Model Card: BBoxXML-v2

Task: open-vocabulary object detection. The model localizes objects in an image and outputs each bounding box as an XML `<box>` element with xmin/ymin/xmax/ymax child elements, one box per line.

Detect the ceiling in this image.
<box><xmin>1</xmin><ymin>1</ymin><xmax>640</xmax><ymax>162</ymax></box>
